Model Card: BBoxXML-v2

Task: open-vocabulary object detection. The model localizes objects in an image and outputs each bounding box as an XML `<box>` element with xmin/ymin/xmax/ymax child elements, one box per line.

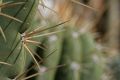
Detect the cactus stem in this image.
<box><xmin>14</xmin><ymin>44</ymin><xmax>23</xmax><ymax>64</ymax></box>
<box><xmin>1</xmin><ymin>39</ymin><xmax>21</xmax><ymax>65</ymax></box>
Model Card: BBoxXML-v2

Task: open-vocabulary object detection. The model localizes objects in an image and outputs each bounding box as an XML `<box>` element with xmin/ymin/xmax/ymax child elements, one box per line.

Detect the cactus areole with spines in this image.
<box><xmin>0</xmin><ymin>0</ymin><xmax>40</xmax><ymax>79</ymax></box>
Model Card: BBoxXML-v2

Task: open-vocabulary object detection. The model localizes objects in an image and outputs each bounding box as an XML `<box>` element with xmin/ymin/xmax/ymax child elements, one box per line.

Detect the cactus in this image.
<box><xmin>55</xmin><ymin>26</ymin><xmax>81</xmax><ymax>80</ymax></box>
<box><xmin>0</xmin><ymin>0</ymin><xmax>105</xmax><ymax>80</ymax></box>
<box><xmin>79</xmin><ymin>32</ymin><xmax>104</xmax><ymax>80</ymax></box>
<box><xmin>0</xmin><ymin>0</ymin><xmax>40</xmax><ymax>79</ymax></box>
<box><xmin>0</xmin><ymin>1</ymin><xmax>69</xmax><ymax>78</ymax></box>
<box><xmin>39</xmin><ymin>31</ymin><xmax>63</xmax><ymax>80</ymax></box>
<box><xmin>54</xmin><ymin>26</ymin><xmax>104</xmax><ymax>80</ymax></box>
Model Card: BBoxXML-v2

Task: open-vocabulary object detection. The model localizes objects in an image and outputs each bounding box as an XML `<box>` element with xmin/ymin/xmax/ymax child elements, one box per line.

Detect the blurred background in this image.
<box><xmin>38</xmin><ymin>0</ymin><xmax>120</xmax><ymax>56</ymax></box>
<box><xmin>34</xmin><ymin>0</ymin><xmax>120</xmax><ymax>80</ymax></box>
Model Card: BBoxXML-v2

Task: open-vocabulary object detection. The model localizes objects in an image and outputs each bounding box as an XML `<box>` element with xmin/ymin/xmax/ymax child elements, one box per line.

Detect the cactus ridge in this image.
<box><xmin>0</xmin><ymin>1</ymin><xmax>24</xmax><ymax>23</ymax></box>
<box><xmin>0</xmin><ymin>1</ymin><xmax>24</xmax><ymax>41</ymax></box>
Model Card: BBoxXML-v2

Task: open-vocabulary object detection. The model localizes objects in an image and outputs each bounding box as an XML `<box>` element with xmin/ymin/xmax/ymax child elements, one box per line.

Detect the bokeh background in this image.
<box><xmin>35</xmin><ymin>0</ymin><xmax>119</xmax><ymax>80</ymax></box>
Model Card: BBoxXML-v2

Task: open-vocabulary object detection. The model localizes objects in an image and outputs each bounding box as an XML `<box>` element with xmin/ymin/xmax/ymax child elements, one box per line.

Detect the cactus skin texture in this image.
<box><xmin>55</xmin><ymin>26</ymin><xmax>82</xmax><ymax>80</ymax></box>
<box><xmin>79</xmin><ymin>32</ymin><xmax>104</xmax><ymax>80</ymax></box>
<box><xmin>55</xmin><ymin>26</ymin><xmax>104</xmax><ymax>80</ymax></box>
<box><xmin>0</xmin><ymin>0</ymin><xmax>39</xmax><ymax>79</ymax></box>
<box><xmin>40</xmin><ymin>32</ymin><xmax>63</xmax><ymax>80</ymax></box>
